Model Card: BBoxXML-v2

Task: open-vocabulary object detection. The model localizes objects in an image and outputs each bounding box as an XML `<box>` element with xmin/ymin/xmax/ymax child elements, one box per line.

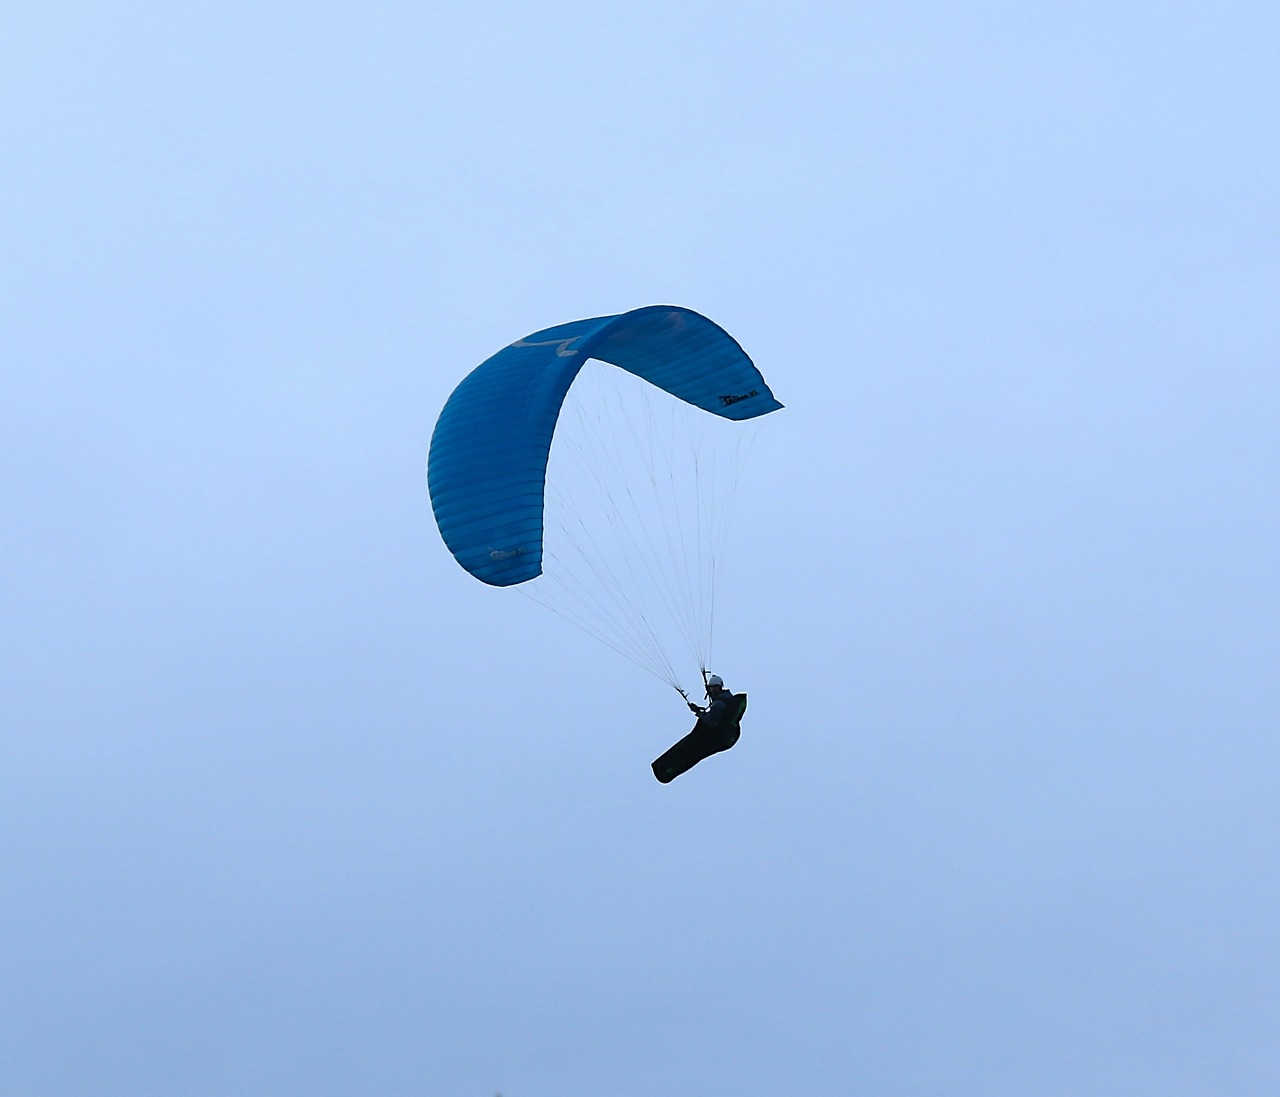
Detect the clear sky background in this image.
<box><xmin>3</xmin><ymin>2</ymin><xmax>1278</xmax><ymax>1094</ymax></box>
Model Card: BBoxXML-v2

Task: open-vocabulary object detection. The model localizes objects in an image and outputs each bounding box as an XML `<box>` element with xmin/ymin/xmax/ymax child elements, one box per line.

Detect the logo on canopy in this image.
<box><xmin>511</xmin><ymin>336</ymin><xmax>583</xmax><ymax>358</ymax></box>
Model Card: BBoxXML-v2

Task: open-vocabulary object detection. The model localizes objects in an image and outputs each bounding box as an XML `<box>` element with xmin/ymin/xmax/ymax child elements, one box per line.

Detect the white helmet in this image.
<box><xmin>706</xmin><ymin>674</ymin><xmax>724</xmax><ymax>690</ymax></box>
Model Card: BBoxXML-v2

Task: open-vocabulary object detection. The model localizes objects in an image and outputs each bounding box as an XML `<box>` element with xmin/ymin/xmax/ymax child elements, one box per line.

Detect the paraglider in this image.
<box><xmin>427</xmin><ymin>305</ymin><xmax>781</xmax><ymax>778</ymax></box>
<box><xmin>652</xmin><ymin>672</ymin><xmax>748</xmax><ymax>783</ymax></box>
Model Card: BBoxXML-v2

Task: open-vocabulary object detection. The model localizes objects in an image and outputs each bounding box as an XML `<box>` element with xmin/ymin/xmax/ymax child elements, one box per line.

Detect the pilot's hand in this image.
<box><xmin>688</xmin><ymin>702</ymin><xmax>701</xmax><ymax>713</ymax></box>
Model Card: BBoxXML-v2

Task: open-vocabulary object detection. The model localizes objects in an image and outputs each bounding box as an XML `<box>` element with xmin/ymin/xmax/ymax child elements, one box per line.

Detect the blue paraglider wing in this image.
<box><xmin>427</xmin><ymin>305</ymin><xmax>783</xmax><ymax>586</ymax></box>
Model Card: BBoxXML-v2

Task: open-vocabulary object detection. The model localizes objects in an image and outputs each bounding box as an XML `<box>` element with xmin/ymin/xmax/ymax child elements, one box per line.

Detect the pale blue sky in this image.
<box><xmin>3</xmin><ymin>2</ymin><xmax>1278</xmax><ymax>1094</ymax></box>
